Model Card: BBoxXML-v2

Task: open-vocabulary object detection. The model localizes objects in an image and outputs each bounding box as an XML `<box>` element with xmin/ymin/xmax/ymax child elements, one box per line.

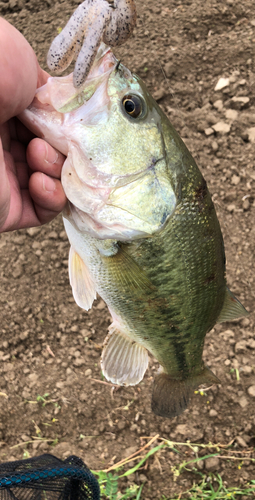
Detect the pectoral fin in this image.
<box><xmin>69</xmin><ymin>246</ymin><xmax>97</xmax><ymax>310</ymax></box>
<box><xmin>101</xmin><ymin>245</ymin><xmax>154</xmax><ymax>292</ymax></box>
<box><xmin>217</xmin><ymin>287</ymin><xmax>249</xmax><ymax>323</ymax></box>
<box><xmin>101</xmin><ymin>324</ymin><xmax>149</xmax><ymax>386</ymax></box>
<box><xmin>151</xmin><ymin>366</ymin><xmax>220</xmax><ymax>419</ymax></box>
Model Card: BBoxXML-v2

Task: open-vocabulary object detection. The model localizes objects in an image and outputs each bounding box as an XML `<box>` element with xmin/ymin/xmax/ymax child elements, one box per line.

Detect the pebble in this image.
<box><xmin>204</xmin><ymin>456</ymin><xmax>220</xmax><ymax>471</ymax></box>
<box><xmin>231</xmin><ymin>174</ymin><xmax>241</xmax><ymax>185</ymax></box>
<box><xmin>204</xmin><ymin>127</ymin><xmax>214</xmax><ymax>136</ymax></box>
<box><xmin>213</xmin><ymin>99</ymin><xmax>224</xmax><ymax>111</ymax></box>
<box><xmin>12</xmin><ymin>265</ymin><xmax>23</xmax><ymax>278</ymax></box>
<box><xmin>71</xmin><ymin>325</ymin><xmax>79</xmax><ymax>332</ymax></box>
<box><xmin>227</xmin><ymin>204</ymin><xmax>236</xmax><ymax>212</ymax></box>
<box><xmin>242</xmin><ymin>199</ymin><xmax>250</xmax><ymax>211</ymax></box>
<box><xmin>117</xmin><ymin>420</ymin><xmax>126</xmax><ymax>430</ymax></box>
<box><xmin>242</xmin><ymin>365</ymin><xmax>253</xmax><ymax>376</ymax></box>
<box><xmin>231</xmin><ymin>96</ymin><xmax>250</xmax><ymax>109</ymax></box>
<box><xmin>85</xmin><ymin>368</ymin><xmax>92</xmax><ymax>376</ymax></box>
<box><xmin>248</xmin><ymin>339</ymin><xmax>255</xmax><ymax>349</ymax></box>
<box><xmin>153</xmin><ymin>87</ymin><xmax>168</xmax><ymax>101</ymax></box>
<box><xmin>211</xmin><ymin>140</ymin><xmax>218</xmax><ymax>151</ymax></box>
<box><xmin>209</xmin><ymin>409</ymin><xmax>218</xmax><ymax>417</ymax></box>
<box><xmin>79</xmin><ymin>392</ymin><xmax>88</xmax><ymax>402</ymax></box>
<box><xmin>235</xmin><ymin>341</ymin><xmax>247</xmax><ymax>354</ymax></box>
<box><xmin>139</xmin><ymin>474</ymin><xmax>148</xmax><ymax>483</ymax></box>
<box><xmin>225</xmin><ymin>109</ymin><xmax>238</xmax><ymax>121</ymax></box>
<box><xmin>214</xmin><ymin>77</ymin><xmax>229</xmax><ymax>91</ymax></box>
<box><xmin>236</xmin><ymin>435</ymin><xmax>248</xmax><ymax>448</ymax></box>
<box><xmin>73</xmin><ymin>358</ymin><xmax>85</xmax><ymax>367</ymax></box>
<box><xmin>212</xmin><ymin>121</ymin><xmax>231</xmax><ymax>134</ymax></box>
<box><xmin>238</xmin><ymin>395</ymin><xmax>248</xmax><ymax>408</ymax></box>
<box><xmin>247</xmin><ymin>385</ymin><xmax>255</xmax><ymax>398</ymax></box>
<box><xmin>247</xmin><ymin>127</ymin><xmax>255</xmax><ymax>142</ymax></box>
<box><xmin>48</xmin><ymin>231</ymin><xmax>58</xmax><ymax>239</ymax></box>
<box><xmin>164</xmin><ymin>62</ymin><xmax>175</xmax><ymax>78</ymax></box>
<box><xmin>27</xmin><ymin>227</ymin><xmax>41</xmax><ymax>237</ymax></box>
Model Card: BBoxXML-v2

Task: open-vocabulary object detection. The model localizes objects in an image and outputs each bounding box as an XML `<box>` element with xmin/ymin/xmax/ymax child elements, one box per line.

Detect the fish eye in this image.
<box><xmin>122</xmin><ymin>94</ymin><xmax>143</xmax><ymax>118</ymax></box>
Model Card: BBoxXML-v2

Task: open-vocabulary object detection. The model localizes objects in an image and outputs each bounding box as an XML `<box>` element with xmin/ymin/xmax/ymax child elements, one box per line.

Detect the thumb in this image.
<box><xmin>0</xmin><ymin>137</ymin><xmax>11</xmax><ymax>230</ymax></box>
<box><xmin>0</xmin><ymin>18</ymin><xmax>38</xmax><ymax>124</ymax></box>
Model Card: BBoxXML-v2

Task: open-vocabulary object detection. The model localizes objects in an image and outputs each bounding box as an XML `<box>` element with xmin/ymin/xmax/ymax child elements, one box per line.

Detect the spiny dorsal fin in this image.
<box><xmin>69</xmin><ymin>246</ymin><xmax>97</xmax><ymax>311</ymax></box>
<box><xmin>101</xmin><ymin>324</ymin><xmax>149</xmax><ymax>386</ymax></box>
<box><xmin>217</xmin><ymin>287</ymin><xmax>249</xmax><ymax>323</ymax></box>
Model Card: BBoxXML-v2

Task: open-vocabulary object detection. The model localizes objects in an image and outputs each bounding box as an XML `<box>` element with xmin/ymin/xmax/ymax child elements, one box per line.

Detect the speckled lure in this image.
<box><xmin>47</xmin><ymin>0</ymin><xmax>136</xmax><ymax>88</ymax></box>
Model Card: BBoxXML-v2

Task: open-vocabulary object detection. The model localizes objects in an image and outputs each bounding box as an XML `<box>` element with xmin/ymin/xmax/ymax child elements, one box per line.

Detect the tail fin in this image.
<box><xmin>151</xmin><ymin>367</ymin><xmax>220</xmax><ymax>419</ymax></box>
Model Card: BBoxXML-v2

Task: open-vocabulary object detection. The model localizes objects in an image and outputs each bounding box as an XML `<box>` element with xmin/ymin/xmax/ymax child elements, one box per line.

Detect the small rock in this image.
<box><xmin>56</xmin><ymin>381</ymin><xmax>65</xmax><ymax>389</ymax></box>
<box><xmin>26</xmin><ymin>227</ymin><xmax>41</xmax><ymax>237</ymax></box>
<box><xmin>19</xmin><ymin>330</ymin><xmax>29</xmax><ymax>340</ymax></box>
<box><xmin>79</xmin><ymin>392</ymin><xmax>88</xmax><ymax>402</ymax></box>
<box><xmin>85</xmin><ymin>368</ymin><xmax>92</xmax><ymax>377</ymax></box>
<box><xmin>242</xmin><ymin>366</ymin><xmax>252</xmax><ymax>376</ymax></box>
<box><xmin>209</xmin><ymin>409</ymin><xmax>218</xmax><ymax>417</ymax></box>
<box><xmin>117</xmin><ymin>420</ymin><xmax>126</xmax><ymax>430</ymax></box>
<box><xmin>212</xmin><ymin>122</ymin><xmax>231</xmax><ymax>134</ymax></box>
<box><xmin>204</xmin><ymin>456</ymin><xmax>220</xmax><ymax>471</ymax></box>
<box><xmin>164</xmin><ymin>62</ymin><xmax>175</xmax><ymax>78</ymax></box>
<box><xmin>242</xmin><ymin>318</ymin><xmax>250</xmax><ymax>327</ymax></box>
<box><xmin>139</xmin><ymin>474</ymin><xmax>148</xmax><ymax>483</ymax></box>
<box><xmin>231</xmin><ymin>96</ymin><xmax>250</xmax><ymax>110</ymax></box>
<box><xmin>231</xmin><ymin>175</ymin><xmax>240</xmax><ymax>186</ymax></box>
<box><xmin>70</xmin><ymin>325</ymin><xmax>79</xmax><ymax>332</ymax></box>
<box><xmin>242</xmin><ymin>199</ymin><xmax>250</xmax><ymax>211</ymax></box>
<box><xmin>237</xmin><ymin>79</ymin><xmax>247</xmax><ymax>86</ymax></box>
<box><xmin>59</xmin><ymin>231</ymin><xmax>68</xmax><ymax>240</ymax></box>
<box><xmin>48</xmin><ymin>231</ymin><xmax>58</xmax><ymax>239</ymax></box>
<box><xmin>227</xmin><ymin>204</ymin><xmax>236</xmax><ymax>212</ymax></box>
<box><xmin>73</xmin><ymin>358</ymin><xmax>85</xmax><ymax>367</ymax></box>
<box><xmin>153</xmin><ymin>87</ymin><xmax>167</xmax><ymax>101</ymax></box>
<box><xmin>211</xmin><ymin>140</ymin><xmax>218</xmax><ymax>151</ymax></box>
<box><xmin>12</xmin><ymin>265</ymin><xmax>23</xmax><ymax>278</ymax></box>
<box><xmin>247</xmin><ymin>385</ymin><xmax>255</xmax><ymax>398</ymax></box>
<box><xmin>238</xmin><ymin>395</ymin><xmax>248</xmax><ymax>408</ymax></box>
<box><xmin>247</xmin><ymin>127</ymin><xmax>255</xmax><ymax>143</ymax></box>
<box><xmin>225</xmin><ymin>109</ymin><xmax>238</xmax><ymax>121</ymax></box>
<box><xmin>175</xmin><ymin>424</ymin><xmax>188</xmax><ymax>435</ymax></box>
<box><xmin>214</xmin><ymin>77</ymin><xmax>229</xmax><ymax>91</ymax></box>
<box><xmin>197</xmin><ymin>459</ymin><xmax>204</xmax><ymax>470</ymax></box>
<box><xmin>204</xmin><ymin>127</ymin><xmax>214</xmax><ymax>136</ymax></box>
<box><xmin>236</xmin><ymin>435</ymin><xmax>248</xmax><ymax>448</ymax></box>
<box><xmin>206</xmin><ymin>113</ymin><xmax>218</xmax><ymax>125</ymax></box>
<box><xmin>213</xmin><ymin>99</ymin><xmax>224</xmax><ymax>111</ymax></box>
<box><xmin>248</xmin><ymin>339</ymin><xmax>255</xmax><ymax>349</ymax></box>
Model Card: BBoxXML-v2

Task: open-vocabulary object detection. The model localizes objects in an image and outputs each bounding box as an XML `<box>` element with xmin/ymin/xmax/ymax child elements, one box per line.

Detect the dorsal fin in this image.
<box><xmin>217</xmin><ymin>287</ymin><xmax>249</xmax><ymax>323</ymax></box>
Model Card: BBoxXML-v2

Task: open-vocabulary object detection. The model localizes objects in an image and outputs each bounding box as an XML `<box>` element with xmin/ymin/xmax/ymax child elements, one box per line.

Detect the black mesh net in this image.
<box><xmin>0</xmin><ymin>454</ymin><xmax>100</xmax><ymax>500</ymax></box>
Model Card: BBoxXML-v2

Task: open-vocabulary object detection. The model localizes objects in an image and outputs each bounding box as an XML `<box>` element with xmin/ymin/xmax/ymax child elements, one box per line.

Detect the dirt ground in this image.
<box><xmin>0</xmin><ymin>0</ymin><xmax>255</xmax><ymax>498</ymax></box>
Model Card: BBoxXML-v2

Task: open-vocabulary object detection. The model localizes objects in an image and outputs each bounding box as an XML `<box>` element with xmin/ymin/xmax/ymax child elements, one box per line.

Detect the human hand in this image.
<box><xmin>0</xmin><ymin>18</ymin><xmax>67</xmax><ymax>233</ymax></box>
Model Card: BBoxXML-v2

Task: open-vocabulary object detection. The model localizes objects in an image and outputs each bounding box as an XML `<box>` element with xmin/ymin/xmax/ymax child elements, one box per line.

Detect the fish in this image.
<box><xmin>20</xmin><ymin>43</ymin><xmax>248</xmax><ymax>419</ymax></box>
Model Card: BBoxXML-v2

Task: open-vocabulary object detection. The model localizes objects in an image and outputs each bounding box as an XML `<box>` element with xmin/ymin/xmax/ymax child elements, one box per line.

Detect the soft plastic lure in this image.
<box><xmin>47</xmin><ymin>0</ymin><xmax>136</xmax><ymax>88</ymax></box>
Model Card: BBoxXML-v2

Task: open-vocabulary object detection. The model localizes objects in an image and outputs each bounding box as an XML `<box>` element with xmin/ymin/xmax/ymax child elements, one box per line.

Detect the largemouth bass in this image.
<box><xmin>20</xmin><ymin>44</ymin><xmax>248</xmax><ymax>419</ymax></box>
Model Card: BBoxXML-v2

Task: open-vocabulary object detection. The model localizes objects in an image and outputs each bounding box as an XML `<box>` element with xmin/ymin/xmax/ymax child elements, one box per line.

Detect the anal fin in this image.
<box><xmin>151</xmin><ymin>366</ymin><xmax>220</xmax><ymax>419</ymax></box>
<box><xmin>217</xmin><ymin>287</ymin><xmax>249</xmax><ymax>323</ymax></box>
<box><xmin>69</xmin><ymin>246</ymin><xmax>97</xmax><ymax>311</ymax></box>
<box><xmin>101</xmin><ymin>324</ymin><xmax>149</xmax><ymax>386</ymax></box>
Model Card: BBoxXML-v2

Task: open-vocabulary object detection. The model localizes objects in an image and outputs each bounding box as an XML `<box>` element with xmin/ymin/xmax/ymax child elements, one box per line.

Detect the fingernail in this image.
<box><xmin>44</xmin><ymin>143</ymin><xmax>59</xmax><ymax>164</ymax></box>
<box><xmin>42</xmin><ymin>174</ymin><xmax>56</xmax><ymax>192</ymax></box>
